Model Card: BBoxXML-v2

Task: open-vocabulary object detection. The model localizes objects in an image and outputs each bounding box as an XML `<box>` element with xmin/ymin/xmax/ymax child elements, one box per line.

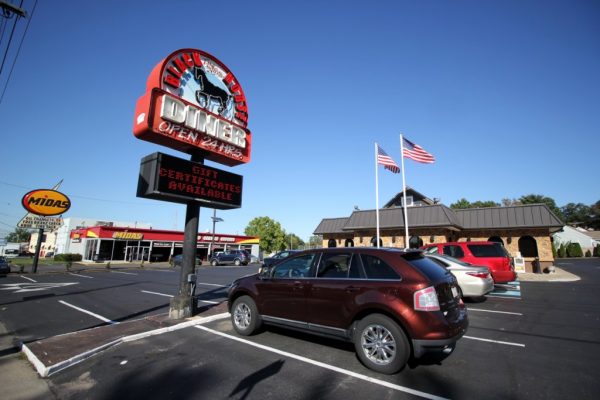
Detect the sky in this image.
<box><xmin>0</xmin><ymin>0</ymin><xmax>599</xmax><ymax>242</ymax></box>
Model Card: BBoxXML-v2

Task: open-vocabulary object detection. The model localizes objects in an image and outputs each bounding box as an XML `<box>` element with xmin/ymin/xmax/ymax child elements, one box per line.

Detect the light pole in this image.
<box><xmin>209</xmin><ymin>209</ymin><xmax>223</xmax><ymax>261</ymax></box>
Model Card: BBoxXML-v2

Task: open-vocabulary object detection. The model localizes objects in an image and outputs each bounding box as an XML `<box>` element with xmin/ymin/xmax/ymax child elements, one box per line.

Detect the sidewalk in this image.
<box><xmin>517</xmin><ymin>266</ymin><xmax>580</xmax><ymax>282</ymax></box>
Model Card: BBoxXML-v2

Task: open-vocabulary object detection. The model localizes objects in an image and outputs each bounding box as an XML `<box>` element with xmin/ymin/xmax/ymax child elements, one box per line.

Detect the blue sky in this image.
<box><xmin>0</xmin><ymin>0</ymin><xmax>598</xmax><ymax>242</ymax></box>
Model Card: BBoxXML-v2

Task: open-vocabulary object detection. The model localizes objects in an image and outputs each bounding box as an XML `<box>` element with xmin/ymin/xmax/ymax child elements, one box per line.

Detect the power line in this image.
<box><xmin>0</xmin><ymin>0</ymin><xmax>35</xmax><ymax>104</ymax></box>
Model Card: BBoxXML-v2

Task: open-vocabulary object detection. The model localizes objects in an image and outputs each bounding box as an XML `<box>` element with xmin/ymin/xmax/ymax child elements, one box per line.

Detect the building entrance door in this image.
<box><xmin>125</xmin><ymin>246</ymin><xmax>150</xmax><ymax>262</ymax></box>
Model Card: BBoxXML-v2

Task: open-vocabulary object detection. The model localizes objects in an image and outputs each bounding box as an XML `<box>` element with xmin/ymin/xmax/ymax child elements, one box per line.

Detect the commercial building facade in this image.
<box><xmin>314</xmin><ymin>189</ymin><xmax>564</xmax><ymax>273</ymax></box>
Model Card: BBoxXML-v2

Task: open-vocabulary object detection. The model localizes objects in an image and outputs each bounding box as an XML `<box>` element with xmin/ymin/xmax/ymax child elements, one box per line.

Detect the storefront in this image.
<box><xmin>68</xmin><ymin>226</ymin><xmax>259</xmax><ymax>262</ymax></box>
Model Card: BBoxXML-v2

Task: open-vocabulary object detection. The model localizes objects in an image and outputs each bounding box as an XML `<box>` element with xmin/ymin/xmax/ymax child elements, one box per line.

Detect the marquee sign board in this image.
<box><xmin>21</xmin><ymin>189</ymin><xmax>71</xmax><ymax>216</ymax></box>
<box><xmin>17</xmin><ymin>214</ymin><xmax>63</xmax><ymax>230</ymax></box>
<box><xmin>137</xmin><ymin>152</ymin><xmax>243</xmax><ymax>209</ymax></box>
<box><xmin>133</xmin><ymin>49</ymin><xmax>251</xmax><ymax>166</ymax></box>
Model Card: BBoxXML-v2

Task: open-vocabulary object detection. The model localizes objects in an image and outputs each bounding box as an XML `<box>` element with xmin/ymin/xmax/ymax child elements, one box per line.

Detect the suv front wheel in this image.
<box><xmin>231</xmin><ymin>296</ymin><xmax>262</xmax><ymax>335</ymax></box>
<box><xmin>354</xmin><ymin>314</ymin><xmax>409</xmax><ymax>374</ymax></box>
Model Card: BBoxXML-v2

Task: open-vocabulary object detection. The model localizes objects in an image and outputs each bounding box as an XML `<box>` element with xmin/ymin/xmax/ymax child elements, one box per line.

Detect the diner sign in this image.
<box><xmin>133</xmin><ymin>49</ymin><xmax>251</xmax><ymax>166</ymax></box>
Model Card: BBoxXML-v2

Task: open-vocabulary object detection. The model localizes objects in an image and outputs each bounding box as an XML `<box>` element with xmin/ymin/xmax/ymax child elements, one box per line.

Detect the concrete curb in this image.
<box><xmin>22</xmin><ymin>312</ymin><xmax>230</xmax><ymax>378</ymax></box>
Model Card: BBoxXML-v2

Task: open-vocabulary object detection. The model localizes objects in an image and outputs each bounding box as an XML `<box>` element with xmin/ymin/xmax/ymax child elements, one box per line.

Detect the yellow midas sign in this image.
<box><xmin>21</xmin><ymin>189</ymin><xmax>71</xmax><ymax>216</ymax></box>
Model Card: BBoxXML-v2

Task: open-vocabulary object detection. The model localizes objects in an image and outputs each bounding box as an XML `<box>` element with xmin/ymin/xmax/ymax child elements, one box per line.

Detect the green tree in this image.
<box><xmin>5</xmin><ymin>228</ymin><xmax>31</xmax><ymax>243</ymax></box>
<box><xmin>287</xmin><ymin>233</ymin><xmax>305</xmax><ymax>250</ymax></box>
<box><xmin>471</xmin><ymin>200</ymin><xmax>500</xmax><ymax>208</ymax></box>
<box><xmin>307</xmin><ymin>235</ymin><xmax>322</xmax><ymax>248</ymax></box>
<box><xmin>450</xmin><ymin>198</ymin><xmax>471</xmax><ymax>209</ymax></box>
<box><xmin>244</xmin><ymin>216</ymin><xmax>287</xmax><ymax>254</ymax></box>
<box><xmin>519</xmin><ymin>194</ymin><xmax>564</xmax><ymax>220</ymax></box>
<box><xmin>561</xmin><ymin>203</ymin><xmax>591</xmax><ymax>226</ymax></box>
<box><xmin>588</xmin><ymin>200</ymin><xmax>600</xmax><ymax>230</ymax></box>
<box><xmin>502</xmin><ymin>198</ymin><xmax>521</xmax><ymax>207</ymax></box>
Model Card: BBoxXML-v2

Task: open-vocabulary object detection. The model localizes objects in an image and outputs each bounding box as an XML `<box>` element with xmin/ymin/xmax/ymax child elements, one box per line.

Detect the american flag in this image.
<box><xmin>376</xmin><ymin>144</ymin><xmax>400</xmax><ymax>174</ymax></box>
<box><xmin>402</xmin><ymin>137</ymin><xmax>435</xmax><ymax>164</ymax></box>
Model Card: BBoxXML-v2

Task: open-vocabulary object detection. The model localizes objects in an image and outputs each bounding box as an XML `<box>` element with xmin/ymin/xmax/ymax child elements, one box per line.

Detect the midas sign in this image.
<box><xmin>22</xmin><ymin>189</ymin><xmax>71</xmax><ymax>216</ymax></box>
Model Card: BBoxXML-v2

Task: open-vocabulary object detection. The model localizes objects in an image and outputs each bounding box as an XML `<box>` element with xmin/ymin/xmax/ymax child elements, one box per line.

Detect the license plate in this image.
<box><xmin>451</xmin><ymin>286</ymin><xmax>459</xmax><ymax>298</ymax></box>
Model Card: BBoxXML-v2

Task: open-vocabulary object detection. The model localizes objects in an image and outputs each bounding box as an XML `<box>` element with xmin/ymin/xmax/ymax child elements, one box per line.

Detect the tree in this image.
<box><xmin>501</xmin><ymin>198</ymin><xmax>521</xmax><ymax>207</ymax></box>
<box><xmin>561</xmin><ymin>203</ymin><xmax>591</xmax><ymax>226</ymax></box>
<box><xmin>519</xmin><ymin>194</ymin><xmax>564</xmax><ymax>220</ymax></box>
<box><xmin>5</xmin><ymin>228</ymin><xmax>31</xmax><ymax>243</ymax></box>
<box><xmin>450</xmin><ymin>198</ymin><xmax>472</xmax><ymax>209</ymax></box>
<box><xmin>287</xmin><ymin>233</ymin><xmax>305</xmax><ymax>250</ymax></box>
<box><xmin>471</xmin><ymin>200</ymin><xmax>500</xmax><ymax>208</ymax></box>
<box><xmin>244</xmin><ymin>216</ymin><xmax>288</xmax><ymax>254</ymax></box>
<box><xmin>450</xmin><ymin>198</ymin><xmax>499</xmax><ymax>209</ymax></box>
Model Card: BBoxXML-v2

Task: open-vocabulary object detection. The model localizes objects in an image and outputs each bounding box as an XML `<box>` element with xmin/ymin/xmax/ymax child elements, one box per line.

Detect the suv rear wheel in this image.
<box><xmin>231</xmin><ymin>296</ymin><xmax>262</xmax><ymax>336</ymax></box>
<box><xmin>234</xmin><ymin>259</ymin><xmax>241</xmax><ymax>266</ymax></box>
<box><xmin>211</xmin><ymin>259</ymin><xmax>218</xmax><ymax>266</ymax></box>
<box><xmin>354</xmin><ymin>314</ymin><xmax>409</xmax><ymax>374</ymax></box>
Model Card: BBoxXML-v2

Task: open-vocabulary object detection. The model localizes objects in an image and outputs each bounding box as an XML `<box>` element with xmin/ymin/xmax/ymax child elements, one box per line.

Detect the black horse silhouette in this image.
<box><xmin>193</xmin><ymin>66</ymin><xmax>230</xmax><ymax>114</ymax></box>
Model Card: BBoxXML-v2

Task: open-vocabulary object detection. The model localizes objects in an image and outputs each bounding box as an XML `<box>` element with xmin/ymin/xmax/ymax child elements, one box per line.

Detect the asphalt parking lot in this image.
<box><xmin>1</xmin><ymin>259</ymin><xmax>599</xmax><ymax>399</ymax></box>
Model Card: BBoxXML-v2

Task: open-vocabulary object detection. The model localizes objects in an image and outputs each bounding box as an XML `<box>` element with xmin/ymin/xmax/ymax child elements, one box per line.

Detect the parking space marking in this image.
<box><xmin>58</xmin><ymin>300</ymin><xmax>119</xmax><ymax>325</ymax></box>
<box><xmin>110</xmin><ymin>271</ymin><xmax>138</xmax><ymax>276</ymax></box>
<box><xmin>141</xmin><ymin>290</ymin><xmax>222</xmax><ymax>305</ymax></box>
<box><xmin>68</xmin><ymin>272</ymin><xmax>94</xmax><ymax>279</ymax></box>
<box><xmin>463</xmin><ymin>335</ymin><xmax>525</xmax><ymax>347</ymax></box>
<box><xmin>197</xmin><ymin>282</ymin><xmax>228</xmax><ymax>288</ymax></box>
<box><xmin>468</xmin><ymin>308</ymin><xmax>523</xmax><ymax>316</ymax></box>
<box><xmin>20</xmin><ymin>275</ymin><xmax>37</xmax><ymax>282</ymax></box>
<box><xmin>141</xmin><ymin>290</ymin><xmax>172</xmax><ymax>298</ymax></box>
<box><xmin>196</xmin><ymin>325</ymin><xmax>450</xmax><ymax>400</ymax></box>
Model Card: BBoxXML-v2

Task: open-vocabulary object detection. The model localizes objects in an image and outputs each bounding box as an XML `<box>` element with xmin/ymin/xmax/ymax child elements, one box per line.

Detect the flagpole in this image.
<box><xmin>400</xmin><ymin>134</ymin><xmax>409</xmax><ymax>248</ymax></box>
<box><xmin>374</xmin><ymin>143</ymin><xmax>380</xmax><ymax>248</ymax></box>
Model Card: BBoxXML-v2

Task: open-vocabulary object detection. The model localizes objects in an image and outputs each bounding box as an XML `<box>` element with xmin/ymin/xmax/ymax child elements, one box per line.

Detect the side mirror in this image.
<box><xmin>259</xmin><ymin>266</ymin><xmax>271</xmax><ymax>279</ymax></box>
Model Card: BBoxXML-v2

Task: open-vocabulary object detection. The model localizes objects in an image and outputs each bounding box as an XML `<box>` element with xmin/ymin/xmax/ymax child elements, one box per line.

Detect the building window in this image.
<box><xmin>327</xmin><ymin>239</ymin><xmax>337</xmax><ymax>248</ymax></box>
<box><xmin>409</xmin><ymin>236</ymin><xmax>423</xmax><ymax>249</ymax></box>
<box><xmin>488</xmin><ymin>236</ymin><xmax>504</xmax><ymax>245</ymax></box>
<box><xmin>344</xmin><ymin>239</ymin><xmax>354</xmax><ymax>247</ymax></box>
<box><xmin>370</xmin><ymin>237</ymin><xmax>383</xmax><ymax>247</ymax></box>
<box><xmin>518</xmin><ymin>236</ymin><xmax>538</xmax><ymax>257</ymax></box>
<box><xmin>401</xmin><ymin>196</ymin><xmax>414</xmax><ymax>207</ymax></box>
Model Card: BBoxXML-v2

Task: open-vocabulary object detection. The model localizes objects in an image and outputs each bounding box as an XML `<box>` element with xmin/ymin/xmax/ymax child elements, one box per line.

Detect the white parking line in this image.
<box><xmin>196</xmin><ymin>325</ymin><xmax>449</xmax><ymax>400</ymax></box>
<box><xmin>20</xmin><ymin>275</ymin><xmax>37</xmax><ymax>282</ymax></box>
<box><xmin>110</xmin><ymin>271</ymin><xmax>137</xmax><ymax>275</ymax></box>
<box><xmin>140</xmin><ymin>290</ymin><xmax>221</xmax><ymax>305</ymax></box>
<box><xmin>463</xmin><ymin>335</ymin><xmax>525</xmax><ymax>347</ymax></box>
<box><xmin>68</xmin><ymin>272</ymin><xmax>93</xmax><ymax>279</ymax></box>
<box><xmin>141</xmin><ymin>290</ymin><xmax>172</xmax><ymax>298</ymax></box>
<box><xmin>468</xmin><ymin>308</ymin><xmax>523</xmax><ymax>316</ymax></box>
<box><xmin>58</xmin><ymin>300</ymin><xmax>118</xmax><ymax>325</ymax></box>
<box><xmin>486</xmin><ymin>295</ymin><xmax>521</xmax><ymax>300</ymax></box>
<box><xmin>197</xmin><ymin>282</ymin><xmax>228</xmax><ymax>288</ymax></box>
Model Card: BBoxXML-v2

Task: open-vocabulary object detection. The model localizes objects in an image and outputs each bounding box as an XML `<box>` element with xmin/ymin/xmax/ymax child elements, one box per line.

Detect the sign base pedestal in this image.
<box><xmin>169</xmin><ymin>294</ymin><xmax>193</xmax><ymax>319</ymax></box>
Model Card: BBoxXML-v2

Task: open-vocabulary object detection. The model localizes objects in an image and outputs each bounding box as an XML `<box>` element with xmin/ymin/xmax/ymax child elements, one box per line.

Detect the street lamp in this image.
<box><xmin>209</xmin><ymin>209</ymin><xmax>223</xmax><ymax>260</ymax></box>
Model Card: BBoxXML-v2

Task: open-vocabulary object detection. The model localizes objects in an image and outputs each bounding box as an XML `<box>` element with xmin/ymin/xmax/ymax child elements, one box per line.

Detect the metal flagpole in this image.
<box><xmin>400</xmin><ymin>134</ymin><xmax>409</xmax><ymax>248</ymax></box>
<box><xmin>375</xmin><ymin>143</ymin><xmax>380</xmax><ymax>248</ymax></box>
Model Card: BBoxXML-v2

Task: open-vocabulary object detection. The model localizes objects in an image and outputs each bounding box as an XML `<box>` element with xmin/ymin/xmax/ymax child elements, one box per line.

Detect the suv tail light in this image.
<box><xmin>466</xmin><ymin>271</ymin><xmax>490</xmax><ymax>279</ymax></box>
<box><xmin>414</xmin><ymin>286</ymin><xmax>440</xmax><ymax>311</ymax></box>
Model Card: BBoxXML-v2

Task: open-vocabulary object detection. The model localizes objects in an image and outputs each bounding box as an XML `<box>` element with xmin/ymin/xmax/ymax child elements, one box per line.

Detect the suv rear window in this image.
<box><xmin>467</xmin><ymin>244</ymin><xmax>508</xmax><ymax>257</ymax></box>
<box><xmin>403</xmin><ymin>252</ymin><xmax>450</xmax><ymax>281</ymax></box>
<box><xmin>360</xmin><ymin>254</ymin><xmax>400</xmax><ymax>280</ymax></box>
<box><xmin>442</xmin><ymin>245</ymin><xmax>465</xmax><ymax>258</ymax></box>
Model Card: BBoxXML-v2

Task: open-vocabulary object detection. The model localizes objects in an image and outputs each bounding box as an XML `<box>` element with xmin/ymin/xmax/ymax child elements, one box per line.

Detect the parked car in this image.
<box><xmin>261</xmin><ymin>250</ymin><xmax>301</xmax><ymax>269</ymax></box>
<box><xmin>210</xmin><ymin>249</ymin><xmax>249</xmax><ymax>266</ymax></box>
<box><xmin>421</xmin><ymin>241</ymin><xmax>516</xmax><ymax>283</ymax></box>
<box><xmin>171</xmin><ymin>254</ymin><xmax>201</xmax><ymax>267</ymax></box>
<box><xmin>228</xmin><ymin>248</ymin><xmax>468</xmax><ymax>374</ymax></box>
<box><xmin>0</xmin><ymin>256</ymin><xmax>10</xmax><ymax>276</ymax></box>
<box><xmin>425</xmin><ymin>253</ymin><xmax>494</xmax><ymax>299</ymax></box>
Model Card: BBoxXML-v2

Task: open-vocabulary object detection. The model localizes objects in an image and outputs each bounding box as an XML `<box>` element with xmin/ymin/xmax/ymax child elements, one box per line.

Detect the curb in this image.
<box><xmin>22</xmin><ymin>312</ymin><xmax>230</xmax><ymax>378</ymax></box>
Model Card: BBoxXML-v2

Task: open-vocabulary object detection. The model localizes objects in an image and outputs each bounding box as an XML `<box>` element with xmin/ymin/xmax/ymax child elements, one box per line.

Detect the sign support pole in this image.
<box><xmin>169</xmin><ymin>152</ymin><xmax>204</xmax><ymax>319</ymax></box>
<box><xmin>31</xmin><ymin>228</ymin><xmax>44</xmax><ymax>274</ymax></box>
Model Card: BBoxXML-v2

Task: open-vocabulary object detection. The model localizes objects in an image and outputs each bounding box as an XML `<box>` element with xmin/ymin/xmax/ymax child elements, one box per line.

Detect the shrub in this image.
<box><xmin>585</xmin><ymin>250</ymin><xmax>592</xmax><ymax>257</ymax></box>
<box><xmin>552</xmin><ymin>244</ymin><xmax>557</xmax><ymax>258</ymax></box>
<box><xmin>54</xmin><ymin>253</ymin><xmax>83</xmax><ymax>262</ymax></box>
<box><xmin>558</xmin><ymin>243</ymin><xmax>567</xmax><ymax>258</ymax></box>
<box><xmin>566</xmin><ymin>243</ymin><xmax>583</xmax><ymax>258</ymax></box>
<box><xmin>594</xmin><ymin>246</ymin><xmax>600</xmax><ymax>257</ymax></box>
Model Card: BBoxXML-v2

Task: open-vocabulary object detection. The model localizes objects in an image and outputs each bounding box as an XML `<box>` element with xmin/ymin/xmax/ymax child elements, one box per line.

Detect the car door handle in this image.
<box><xmin>346</xmin><ymin>286</ymin><xmax>360</xmax><ymax>293</ymax></box>
<box><xmin>293</xmin><ymin>281</ymin><xmax>304</xmax><ymax>289</ymax></box>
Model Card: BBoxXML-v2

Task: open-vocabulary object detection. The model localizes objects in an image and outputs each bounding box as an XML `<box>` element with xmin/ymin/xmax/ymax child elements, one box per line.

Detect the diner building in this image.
<box><xmin>314</xmin><ymin>189</ymin><xmax>564</xmax><ymax>273</ymax></box>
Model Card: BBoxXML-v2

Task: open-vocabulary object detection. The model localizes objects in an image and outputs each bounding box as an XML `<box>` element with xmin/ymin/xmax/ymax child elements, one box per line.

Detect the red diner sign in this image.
<box><xmin>133</xmin><ymin>49</ymin><xmax>251</xmax><ymax>166</ymax></box>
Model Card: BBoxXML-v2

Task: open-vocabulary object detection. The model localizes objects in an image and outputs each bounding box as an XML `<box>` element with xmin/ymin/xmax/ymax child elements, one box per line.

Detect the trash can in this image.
<box><xmin>532</xmin><ymin>257</ymin><xmax>541</xmax><ymax>274</ymax></box>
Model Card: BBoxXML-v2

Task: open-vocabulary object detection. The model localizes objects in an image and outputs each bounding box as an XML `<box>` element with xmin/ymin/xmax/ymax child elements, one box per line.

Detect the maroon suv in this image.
<box><xmin>227</xmin><ymin>247</ymin><xmax>468</xmax><ymax>374</ymax></box>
